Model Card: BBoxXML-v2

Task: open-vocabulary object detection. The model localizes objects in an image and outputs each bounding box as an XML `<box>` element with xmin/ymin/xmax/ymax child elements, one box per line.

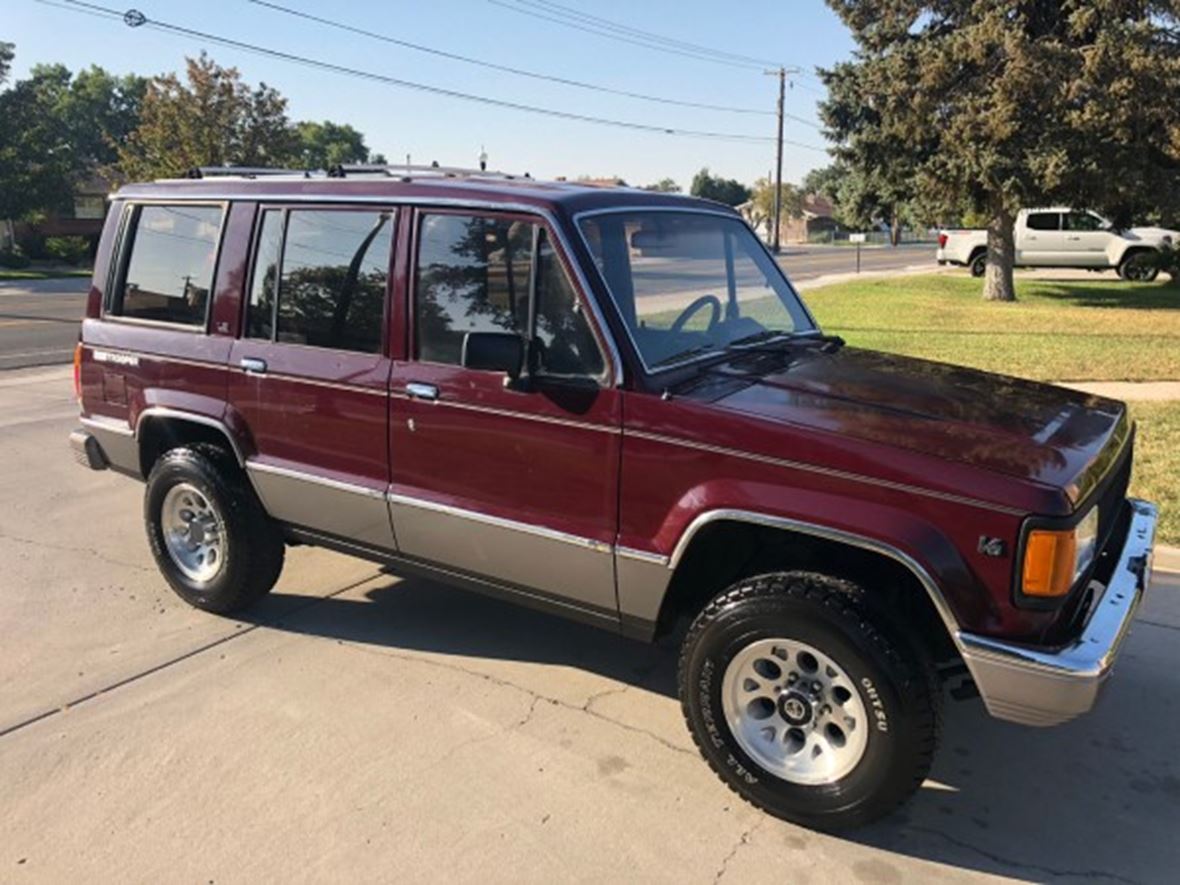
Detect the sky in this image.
<box><xmin>4</xmin><ymin>0</ymin><xmax>855</xmax><ymax>189</ymax></box>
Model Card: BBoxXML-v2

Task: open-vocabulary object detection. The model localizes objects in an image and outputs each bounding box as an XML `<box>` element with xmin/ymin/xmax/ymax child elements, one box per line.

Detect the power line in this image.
<box><xmin>47</xmin><ymin>1</ymin><xmax>828</xmax><ymax>151</ymax></box>
<box><xmin>505</xmin><ymin>0</ymin><xmax>783</xmax><ymax>68</ymax></box>
<box><xmin>247</xmin><ymin>0</ymin><xmax>780</xmax><ymax>118</ymax></box>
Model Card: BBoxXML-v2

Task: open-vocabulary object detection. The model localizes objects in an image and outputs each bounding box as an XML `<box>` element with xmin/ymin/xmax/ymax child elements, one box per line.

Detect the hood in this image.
<box><xmin>707</xmin><ymin>346</ymin><xmax>1129</xmax><ymax>505</ymax></box>
<box><xmin>1126</xmin><ymin>226</ymin><xmax>1178</xmax><ymax>244</ymax></box>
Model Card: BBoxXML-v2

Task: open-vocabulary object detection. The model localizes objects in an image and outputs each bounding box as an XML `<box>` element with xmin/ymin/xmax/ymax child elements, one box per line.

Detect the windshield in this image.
<box><xmin>577</xmin><ymin>210</ymin><xmax>815</xmax><ymax>370</ymax></box>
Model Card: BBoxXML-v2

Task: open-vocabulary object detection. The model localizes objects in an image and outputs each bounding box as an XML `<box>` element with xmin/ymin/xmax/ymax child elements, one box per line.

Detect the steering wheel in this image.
<box><xmin>669</xmin><ymin>294</ymin><xmax>722</xmax><ymax>334</ymax></box>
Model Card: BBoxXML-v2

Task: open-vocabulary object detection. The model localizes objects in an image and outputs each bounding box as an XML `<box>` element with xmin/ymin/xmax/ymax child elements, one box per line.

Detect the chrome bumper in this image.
<box><xmin>958</xmin><ymin>500</ymin><xmax>1158</xmax><ymax>727</ymax></box>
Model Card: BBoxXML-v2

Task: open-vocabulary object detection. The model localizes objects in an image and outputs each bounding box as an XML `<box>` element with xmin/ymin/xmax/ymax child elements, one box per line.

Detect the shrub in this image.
<box><xmin>0</xmin><ymin>246</ymin><xmax>31</xmax><ymax>269</ymax></box>
<box><xmin>44</xmin><ymin>236</ymin><xmax>91</xmax><ymax>266</ymax></box>
<box><xmin>1151</xmin><ymin>243</ymin><xmax>1180</xmax><ymax>285</ymax></box>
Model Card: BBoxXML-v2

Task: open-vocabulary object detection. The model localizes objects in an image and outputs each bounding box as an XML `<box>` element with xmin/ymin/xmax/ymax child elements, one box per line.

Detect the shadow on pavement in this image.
<box><xmin>252</xmin><ymin>574</ymin><xmax>1178</xmax><ymax>883</ymax></box>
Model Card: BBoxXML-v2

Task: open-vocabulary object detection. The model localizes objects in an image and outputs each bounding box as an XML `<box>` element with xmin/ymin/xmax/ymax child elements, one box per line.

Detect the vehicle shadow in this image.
<box><xmin>1031</xmin><ymin>280</ymin><xmax>1180</xmax><ymax>310</ymax></box>
<box><xmin>250</xmin><ymin>573</ymin><xmax>1179</xmax><ymax>883</ymax></box>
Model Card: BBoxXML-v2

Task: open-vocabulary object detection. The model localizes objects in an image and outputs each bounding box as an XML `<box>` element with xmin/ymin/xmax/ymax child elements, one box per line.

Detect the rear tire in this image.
<box><xmin>969</xmin><ymin>251</ymin><xmax>986</xmax><ymax>277</ymax></box>
<box><xmin>678</xmin><ymin>571</ymin><xmax>940</xmax><ymax>831</ymax></box>
<box><xmin>144</xmin><ymin>444</ymin><xmax>284</xmax><ymax>613</ymax></box>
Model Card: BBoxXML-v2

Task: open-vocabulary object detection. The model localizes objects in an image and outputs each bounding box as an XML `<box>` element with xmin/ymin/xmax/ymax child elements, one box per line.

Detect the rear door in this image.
<box><xmin>387</xmin><ymin>208</ymin><xmax>622</xmax><ymax>623</ymax></box>
<box><xmin>1016</xmin><ymin>211</ymin><xmax>1062</xmax><ymax>264</ymax></box>
<box><xmin>227</xmin><ymin>204</ymin><xmax>397</xmax><ymax>549</ymax></box>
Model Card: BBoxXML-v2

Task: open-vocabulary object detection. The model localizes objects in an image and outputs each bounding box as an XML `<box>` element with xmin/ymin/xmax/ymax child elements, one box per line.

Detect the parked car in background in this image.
<box><xmin>71</xmin><ymin>167</ymin><xmax>1158</xmax><ymax>830</ymax></box>
<box><xmin>937</xmin><ymin>208</ymin><xmax>1177</xmax><ymax>279</ymax></box>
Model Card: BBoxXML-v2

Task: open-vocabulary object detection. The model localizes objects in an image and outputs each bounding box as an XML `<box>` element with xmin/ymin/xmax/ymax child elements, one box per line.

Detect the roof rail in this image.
<box><xmin>326</xmin><ymin>163</ymin><xmax>532</xmax><ymax>181</ymax></box>
<box><xmin>185</xmin><ymin>166</ymin><xmax>313</xmax><ymax>180</ymax></box>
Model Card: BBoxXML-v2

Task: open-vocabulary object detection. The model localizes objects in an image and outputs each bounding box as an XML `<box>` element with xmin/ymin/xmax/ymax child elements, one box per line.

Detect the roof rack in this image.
<box><xmin>326</xmin><ymin>162</ymin><xmax>532</xmax><ymax>181</ymax></box>
<box><xmin>185</xmin><ymin>166</ymin><xmax>313</xmax><ymax>179</ymax></box>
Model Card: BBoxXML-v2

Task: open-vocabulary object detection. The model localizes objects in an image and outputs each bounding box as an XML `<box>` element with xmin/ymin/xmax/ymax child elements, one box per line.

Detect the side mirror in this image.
<box><xmin>461</xmin><ymin>331</ymin><xmax>524</xmax><ymax>380</ymax></box>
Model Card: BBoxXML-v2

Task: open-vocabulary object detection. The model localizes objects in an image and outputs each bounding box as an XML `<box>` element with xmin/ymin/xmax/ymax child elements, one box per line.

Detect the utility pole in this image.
<box><xmin>764</xmin><ymin>67</ymin><xmax>800</xmax><ymax>253</ymax></box>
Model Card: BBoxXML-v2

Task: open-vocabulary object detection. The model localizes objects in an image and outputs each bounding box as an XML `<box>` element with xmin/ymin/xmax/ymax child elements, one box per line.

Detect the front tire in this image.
<box><xmin>678</xmin><ymin>572</ymin><xmax>940</xmax><ymax>830</ymax></box>
<box><xmin>1118</xmin><ymin>251</ymin><xmax>1159</xmax><ymax>282</ymax></box>
<box><xmin>144</xmin><ymin>444</ymin><xmax>285</xmax><ymax>613</ymax></box>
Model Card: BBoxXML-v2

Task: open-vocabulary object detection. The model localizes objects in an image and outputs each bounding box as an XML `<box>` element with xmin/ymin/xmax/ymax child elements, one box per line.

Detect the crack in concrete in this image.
<box><xmin>0</xmin><ymin>572</ymin><xmax>383</xmax><ymax>739</ymax></box>
<box><xmin>334</xmin><ymin>640</ymin><xmax>697</xmax><ymax>758</ymax></box>
<box><xmin>904</xmin><ymin>825</ymin><xmax>1139</xmax><ymax>884</ymax></box>
<box><xmin>0</xmin><ymin>529</ymin><xmax>154</xmax><ymax>573</ymax></box>
<box><xmin>1137</xmin><ymin>618</ymin><xmax>1180</xmax><ymax>634</ymax></box>
<box><xmin>714</xmin><ymin>820</ymin><xmax>762</xmax><ymax>883</ymax></box>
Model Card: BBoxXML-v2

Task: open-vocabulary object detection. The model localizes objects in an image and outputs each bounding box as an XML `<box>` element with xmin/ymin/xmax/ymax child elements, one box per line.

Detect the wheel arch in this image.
<box><xmin>136</xmin><ymin>407</ymin><xmax>248</xmax><ymax>477</ymax></box>
<box><xmin>649</xmin><ymin>510</ymin><xmax>964</xmax><ymax>665</ymax></box>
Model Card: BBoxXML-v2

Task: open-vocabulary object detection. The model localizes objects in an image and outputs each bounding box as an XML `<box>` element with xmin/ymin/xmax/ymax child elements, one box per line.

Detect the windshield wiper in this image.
<box><xmin>650</xmin><ymin>343</ymin><xmax>719</xmax><ymax>369</ymax></box>
<box><xmin>724</xmin><ymin>330</ymin><xmax>794</xmax><ymax>349</ymax></box>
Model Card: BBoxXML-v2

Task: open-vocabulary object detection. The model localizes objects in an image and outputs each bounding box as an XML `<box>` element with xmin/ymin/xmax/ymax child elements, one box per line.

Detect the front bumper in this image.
<box><xmin>958</xmin><ymin>499</ymin><xmax>1158</xmax><ymax>727</ymax></box>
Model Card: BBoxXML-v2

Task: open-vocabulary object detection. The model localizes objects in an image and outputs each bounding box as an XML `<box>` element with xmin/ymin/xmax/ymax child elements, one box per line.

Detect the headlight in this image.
<box><xmin>1021</xmin><ymin>507</ymin><xmax>1099</xmax><ymax>599</ymax></box>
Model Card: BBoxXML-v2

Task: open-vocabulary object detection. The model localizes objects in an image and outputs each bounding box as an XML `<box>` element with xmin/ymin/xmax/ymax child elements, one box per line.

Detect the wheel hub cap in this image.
<box><xmin>721</xmin><ymin>638</ymin><xmax>870</xmax><ymax>786</ymax></box>
<box><xmin>161</xmin><ymin>482</ymin><xmax>225</xmax><ymax>584</ymax></box>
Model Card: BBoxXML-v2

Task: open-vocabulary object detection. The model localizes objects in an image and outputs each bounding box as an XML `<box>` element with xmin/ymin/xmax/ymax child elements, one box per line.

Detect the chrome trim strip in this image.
<box><xmin>83</xmin><ymin>345</ymin><xmax>227</xmax><ymax>373</ymax></box>
<box><xmin>959</xmin><ymin>500</ymin><xmax>1158</xmax><ymax>726</ymax></box>
<box><xmin>407</xmin><ymin>395</ymin><xmax>619</xmax><ymax>435</ymax></box>
<box><xmin>134</xmin><ymin>406</ymin><xmax>246</xmax><ymax>465</ymax></box>
<box><xmin>79</xmin><ymin>414</ymin><xmax>134</xmax><ymax>436</ymax></box>
<box><xmin>616</xmin><ymin>545</ymin><xmax>670</xmax><ymax>567</ymax></box>
<box><xmin>110</xmin><ymin>193</ymin><xmax>626</xmax><ymax>387</ymax></box>
<box><xmin>569</xmin><ymin>205</ymin><xmax>820</xmax><ymax>376</ymax></box>
<box><xmin>236</xmin><ymin>368</ymin><xmax>389</xmax><ymax>397</ymax></box>
<box><xmin>386</xmin><ymin>492</ymin><xmax>613</xmax><ymax>554</ymax></box>
<box><xmin>667</xmin><ymin>509</ymin><xmax>965</xmax><ymax>645</ymax></box>
<box><xmin>632</xmin><ymin>430</ymin><xmax>1027</xmax><ymax>517</ymax></box>
<box><xmin>246</xmin><ymin>460</ymin><xmax>386</xmax><ymax>499</ymax></box>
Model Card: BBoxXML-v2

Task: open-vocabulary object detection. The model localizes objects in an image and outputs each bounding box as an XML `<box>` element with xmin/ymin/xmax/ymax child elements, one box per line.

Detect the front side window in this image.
<box><xmin>1026</xmin><ymin>212</ymin><xmax>1060</xmax><ymax>231</ymax></box>
<box><xmin>415</xmin><ymin>212</ymin><xmax>604</xmax><ymax>378</ymax></box>
<box><xmin>246</xmin><ymin>208</ymin><xmax>392</xmax><ymax>354</ymax></box>
<box><xmin>577</xmin><ymin>210</ymin><xmax>814</xmax><ymax>370</ymax></box>
<box><xmin>1064</xmin><ymin>212</ymin><xmax>1106</xmax><ymax>232</ymax></box>
<box><xmin>116</xmin><ymin>204</ymin><xmax>223</xmax><ymax>326</ymax></box>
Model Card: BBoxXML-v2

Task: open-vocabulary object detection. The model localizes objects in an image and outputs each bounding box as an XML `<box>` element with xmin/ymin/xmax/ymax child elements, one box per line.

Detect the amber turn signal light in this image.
<box><xmin>1022</xmin><ymin>529</ymin><xmax>1079</xmax><ymax>598</ymax></box>
<box><xmin>73</xmin><ymin>341</ymin><xmax>83</xmax><ymax>402</ymax></box>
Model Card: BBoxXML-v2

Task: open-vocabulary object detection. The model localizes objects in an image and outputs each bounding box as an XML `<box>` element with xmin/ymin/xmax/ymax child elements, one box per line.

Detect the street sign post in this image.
<box><xmin>849</xmin><ymin>232</ymin><xmax>867</xmax><ymax>272</ymax></box>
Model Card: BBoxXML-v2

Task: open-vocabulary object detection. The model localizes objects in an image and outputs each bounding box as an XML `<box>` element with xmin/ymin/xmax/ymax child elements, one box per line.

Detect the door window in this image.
<box><xmin>114</xmin><ymin>204</ymin><xmax>223</xmax><ymax>326</ymax></box>
<box><xmin>1063</xmin><ymin>212</ymin><xmax>1106</xmax><ymax>232</ymax></box>
<box><xmin>1026</xmin><ymin>212</ymin><xmax>1061</xmax><ymax>231</ymax></box>
<box><xmin>415</xmin><ymin>213</ymin><xmax>604</xmax><ymax>379</ymax></box>
<box><xmin>246</xmin><ymin>208</ymin><xmax>393</xmax><ymax>353</ymax></box>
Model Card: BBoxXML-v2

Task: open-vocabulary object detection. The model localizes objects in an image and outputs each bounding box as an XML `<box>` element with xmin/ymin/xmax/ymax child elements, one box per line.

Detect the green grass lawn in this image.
<box><xmin>803</xmin><ymin>274</ymin><xmax>1180</xmax><ymax>382</ymax></box>
<box><xmin>0</xmin><ymin>269</ymin><xmax>91</xmax><ymax>282</ymax></box>
<box><xmin>1129</xmin><ymin>402</ymin><xmax>1180</xmax><ymax>546</ymax></box>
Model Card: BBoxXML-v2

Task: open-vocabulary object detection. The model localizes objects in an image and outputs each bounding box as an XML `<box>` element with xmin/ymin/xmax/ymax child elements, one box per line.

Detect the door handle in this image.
<box><xmin>1067</xmin><ymin>236</ymin><xmax>1082</xmax><ymax>241</ymax></box>
<box><xmin>405</xmin><ymin>382</ymin><xmax>439</xmax><ymax>401</ymax></box>
<box><xmin>240</xmin><ymin>357</ymin><xmax>268</xmax><ymax>375</ymax></box>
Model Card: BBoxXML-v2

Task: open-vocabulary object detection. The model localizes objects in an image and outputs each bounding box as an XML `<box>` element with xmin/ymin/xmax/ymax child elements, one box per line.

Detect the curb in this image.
<box><xmin>1156</xmin><ymin>545</ymin><xmax>1180</xmax><ymax>574</ymax></box>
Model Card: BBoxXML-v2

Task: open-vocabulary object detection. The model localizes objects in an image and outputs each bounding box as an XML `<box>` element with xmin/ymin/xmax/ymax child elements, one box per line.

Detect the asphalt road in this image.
<box><xmin>3</xmin><ymin>365</ymin><xmax>1178</xmax><ymax>883</ymax></box>
<box><xmin>0</xmin><ymin>245</ymin><xmax>936</xmax><ymax>371</ymax></box>
<box><xmin>0</xmin><ymin>278</ymin><xmax>88</xmax><ymax>371</ymax></box>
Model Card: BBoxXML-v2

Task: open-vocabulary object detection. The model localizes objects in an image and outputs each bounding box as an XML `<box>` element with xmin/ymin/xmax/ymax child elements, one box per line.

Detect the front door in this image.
<box><xmin>227</xmin><ymin>204</ymin><xmax>397</xmax><ymax>549</ymax></box>
<box><xmin>1062</xmin><ymin>211</ymin><xmax>1115</xmax><ymax>267</ymax></box>
<box><xmin>388</xmin><ymin>208</ymin><xmax>622</xmax><ymax>622</ymax></box>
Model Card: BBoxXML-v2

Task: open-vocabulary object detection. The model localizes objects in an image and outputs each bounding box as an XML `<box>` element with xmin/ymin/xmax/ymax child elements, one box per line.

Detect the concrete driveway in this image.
<box><xmin>2</xmin><ymin>366</ymin><xmax>1177</xmax><ymax>883</ymax></box>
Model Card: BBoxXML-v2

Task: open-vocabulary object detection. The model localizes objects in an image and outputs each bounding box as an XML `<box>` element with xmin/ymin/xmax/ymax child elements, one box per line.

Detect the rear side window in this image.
<box><xmin>114</xmin><ymin>204</ymin><xmax>223</xmax><ymax>326</ymax></box>
<box><xmin>1026</xmin><ymin>212</ymin><xmax>1060</xmax><ymax>231</ymax></box>
<box><xmin>247</xmin><ymin>208</ymin><xmax>393</xmax><ymax>354</ymax></box>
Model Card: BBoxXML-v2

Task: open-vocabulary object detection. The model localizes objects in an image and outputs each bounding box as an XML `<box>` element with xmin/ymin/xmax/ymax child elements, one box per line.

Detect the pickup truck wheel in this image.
<box><xmin>969</xmin><ymin>252</ymin><xmax>987</xmax><ymax>277</ymax></box>
<box><xmin>144</xmin><ymin>445</ymin><xmax>285</xmax><ymax>613</ymax></box>
<box><xmin>678</xmin><ymin>571</ymin><xmax>940</xmax><ymax>830</ymax></box>
<box><xmin>1118</xmin><ymin>252</ymin><xmax>1159</xmax><ymax>282</ymax></box>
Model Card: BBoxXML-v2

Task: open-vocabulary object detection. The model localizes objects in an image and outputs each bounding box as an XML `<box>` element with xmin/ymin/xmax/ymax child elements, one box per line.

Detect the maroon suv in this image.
<box><xmin>71</xmin><ymin>166</ymin><xmax>1158</xmax><ymax>829</ymax></box>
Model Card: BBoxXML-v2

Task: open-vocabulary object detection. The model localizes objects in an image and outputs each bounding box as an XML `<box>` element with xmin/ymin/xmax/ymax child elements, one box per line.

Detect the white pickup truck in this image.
<box><xmin>937</xmin><ymin>208</ymin><xmax>1176</xmax><ymax>280</ymax></box>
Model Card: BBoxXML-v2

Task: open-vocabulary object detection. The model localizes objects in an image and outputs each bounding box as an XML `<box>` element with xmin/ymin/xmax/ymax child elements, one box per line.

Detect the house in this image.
<box><xmin>738</xmin><ymin>193</ymin><xmax>841</xmax><ymax>244</ymax></box>
<box><xmin>4</xmin><ymin>174</ymin><xmax>117</xmax><ymax>258</ymax></box>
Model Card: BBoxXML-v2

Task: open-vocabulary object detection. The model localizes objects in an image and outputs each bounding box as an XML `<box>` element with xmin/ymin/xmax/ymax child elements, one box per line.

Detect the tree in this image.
<box><xmin>801</xmin><ymin>164</ymin><xmax>843</xmax><ymax>205</ymax></box>
<box><xmin>643</xmin><ymin>178</ymin><xmax>681</xmax><ymax>193</ymax></box>
<box><xmin>118</xmin><ymin>53</ymin><xmax>298</xmax><ymax>180</ymax></box>
<box><xmin>291</xmin><ymin>120</ymin><xmax>381</xmax><ymax>170</ymax></box>
<box><xmin>690</xmin><ymin>168</ymin><xmax>751</xmax><ymax>207</ymax></box>
<box><xmin>0</xmin><ymin>42</ymin><xmax>13</xmax><ymax>86</ymax></box>
<box><xmin>821</xmin><ymin>1</ymin><xmax>1180</xmax><ymax>301</ymax></box>
<box><xmin>748</xmin><ymin>178</ymin><xmax>803</xmax><ymax>239</ymax></box>
<box><xmin>0</xmin><ymin>64</ymin><xmax>75</xmax><ymax>222</ymax></box>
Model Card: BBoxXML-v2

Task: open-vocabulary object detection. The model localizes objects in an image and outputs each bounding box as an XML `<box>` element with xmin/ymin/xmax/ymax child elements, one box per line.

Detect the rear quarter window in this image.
<box><xmin>111</xmin><ymin>204</ymin><xmax>224</xmax><ymax>327</ymax></box>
